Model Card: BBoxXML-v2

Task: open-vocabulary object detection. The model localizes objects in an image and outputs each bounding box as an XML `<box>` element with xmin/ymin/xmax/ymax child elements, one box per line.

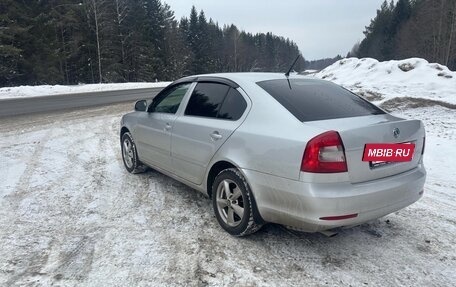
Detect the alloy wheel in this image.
<box><xmin>122</xmin><ymin>138</ymin><xmax>134</xmax><ymax>169</ymax></box>
<box><xmin>216</xmin><ymin>179</ymin><xmax>245</xmax><ymax>227</ymax></box>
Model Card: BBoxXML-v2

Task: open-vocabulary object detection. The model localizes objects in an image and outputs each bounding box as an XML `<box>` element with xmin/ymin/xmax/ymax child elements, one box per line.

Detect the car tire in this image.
<box><xmin>121</xmin><ymin>132</ymin><xmax>147</xmax><ymax>174</ymax></box>
<box><xmin>212</xmin><ymin>168</ymin><xmax>263</xmax><ymax>236</ymax></box>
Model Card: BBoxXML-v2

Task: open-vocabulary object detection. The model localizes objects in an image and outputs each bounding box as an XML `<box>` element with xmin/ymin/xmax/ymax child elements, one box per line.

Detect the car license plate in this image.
<box><xmin>362</xmin><ymin>143</ymin><xmax>415</xmax><ymax>162</ymax></box>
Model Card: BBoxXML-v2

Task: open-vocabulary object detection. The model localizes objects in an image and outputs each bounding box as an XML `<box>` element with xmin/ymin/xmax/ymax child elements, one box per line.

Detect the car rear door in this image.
<box><xmin>171</xmin><ymin>82</ymin><xmax>249</xmax><ymax>184</ymax></box>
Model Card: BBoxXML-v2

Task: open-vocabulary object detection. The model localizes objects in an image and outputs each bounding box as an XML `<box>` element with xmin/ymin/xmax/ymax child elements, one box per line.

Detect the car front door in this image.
<box><xmin>171</xmin><ymin>82</ymin><xmax>249</xmax><ymax>184</ymax></box>
<box><xmin>134</xmin><ymin>83</ymin><xmax>192</xmax><ymax>172</ymax></box>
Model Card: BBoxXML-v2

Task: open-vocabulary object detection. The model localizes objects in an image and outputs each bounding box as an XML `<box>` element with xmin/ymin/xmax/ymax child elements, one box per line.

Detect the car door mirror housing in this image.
<box><xmin>134</xmin><ymin>100</ymin><xmax>148</xmax><ymax>112</ymax></box>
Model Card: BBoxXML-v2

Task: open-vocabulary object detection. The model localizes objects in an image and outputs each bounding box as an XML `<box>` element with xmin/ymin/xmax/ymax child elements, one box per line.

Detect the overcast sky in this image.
<box><xmin>164</xmin><ymin>0</ymin><xmax>385</xmax><ymax>60</ymax></box>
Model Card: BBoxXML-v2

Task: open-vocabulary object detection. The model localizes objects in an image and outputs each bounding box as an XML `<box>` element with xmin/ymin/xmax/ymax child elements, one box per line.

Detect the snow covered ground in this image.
<box><xmin>1</xmin><ymin>60</ymin><xmax>456</xmax><ymax>286</ymax></box>
<box><xmin>0</xmin><ymin>82</ymin><xmax>171</xmax><ymax>100</ymax></box>
<box><xmin>314</xmin><ymin>57</ymin><xmax>456</xmax><ymax>107</ymax></box>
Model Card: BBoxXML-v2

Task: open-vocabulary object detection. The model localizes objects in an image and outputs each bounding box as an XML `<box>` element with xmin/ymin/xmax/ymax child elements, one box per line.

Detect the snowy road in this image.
<box><xmin>1</xmin><ymin>103</ymin><xmax>455</xmax><ymax>286</ymax></box>
<box><xmin>0</xmin><ymin>87</ymin><xmax>164</xmax><ymax>117</ymax></box>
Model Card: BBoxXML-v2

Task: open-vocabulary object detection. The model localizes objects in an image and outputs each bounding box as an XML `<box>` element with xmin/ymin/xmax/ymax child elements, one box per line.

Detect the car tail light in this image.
<box><xmin>421</xmin><ymin>136</ymin><xmax>425</xmax><ymax>155</ymax></box>
<box><xmin>301</xmin><ymin>130</ymin><xmax>347</xmax><ymax>173</ymax></box>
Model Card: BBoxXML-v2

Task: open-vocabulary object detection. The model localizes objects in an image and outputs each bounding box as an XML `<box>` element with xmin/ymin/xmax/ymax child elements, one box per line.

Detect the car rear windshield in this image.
<box><xmin>257</xmin><ymin>79</ymin><xmax>385</xmax><ymax>122</ymax></box>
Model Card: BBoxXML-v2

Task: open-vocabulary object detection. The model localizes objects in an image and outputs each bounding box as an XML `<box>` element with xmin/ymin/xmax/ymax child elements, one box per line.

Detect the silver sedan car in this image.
<box><xmin>120</xmin><ymin>73</ymin><xmax>426</xmax><ymax>236</ymax></box>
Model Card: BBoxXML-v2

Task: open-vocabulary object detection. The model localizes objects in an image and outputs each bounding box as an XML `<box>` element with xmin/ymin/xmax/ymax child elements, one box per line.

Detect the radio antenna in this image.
<box><xmin>285</xmin><ymin>54</ymin><xmax>301</xmax><ymax>77</ymax></box>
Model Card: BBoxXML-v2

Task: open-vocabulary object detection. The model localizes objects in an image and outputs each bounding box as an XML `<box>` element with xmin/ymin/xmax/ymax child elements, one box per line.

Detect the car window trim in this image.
<box><xmin>170</xmin><ymin>76</ymin><xmax>239</xmax><ymax>89</ymax></box>
<box><xmin>215</xmin><ymin>88</ymin><xmax>231</xmax><ymax>119</ymax></box>
<box><xmin>195</xmin><ymin>77</ymin><xmax>239</xmax><ymax>88</ymax></box>
<box><xmin>152</xmin><ymin>76</ymin><xmax>239</xmax><ymax>113</ymax></box>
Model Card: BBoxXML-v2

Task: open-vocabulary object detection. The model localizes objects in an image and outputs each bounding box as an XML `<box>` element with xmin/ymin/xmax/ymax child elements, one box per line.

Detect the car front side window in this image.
<box><xmin>151</xmin><ymin>83</ymin><xmax>191</xmax><ymax>114</ymax></box>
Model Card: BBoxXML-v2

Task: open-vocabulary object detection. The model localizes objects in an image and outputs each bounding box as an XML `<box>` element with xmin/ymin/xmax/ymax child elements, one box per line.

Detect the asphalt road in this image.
<box><xmin>0</xmin><ymin>87</ymin><xmax>164</xmax><ymax>117</ymax></box>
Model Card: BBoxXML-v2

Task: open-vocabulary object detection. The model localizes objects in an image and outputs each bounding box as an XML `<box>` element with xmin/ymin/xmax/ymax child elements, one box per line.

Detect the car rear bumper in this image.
<box><xmin>242</xmin><ymin>164</ymin><xmax>426</xmax><ymax>232</ymax></box>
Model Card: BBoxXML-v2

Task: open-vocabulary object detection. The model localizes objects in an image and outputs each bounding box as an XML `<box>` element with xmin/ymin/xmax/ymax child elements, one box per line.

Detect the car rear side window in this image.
<box><xmin>185</xmin><ymin>82</ymin><xmax>230</xmax><ymax>118</ymax></box>
<box><xmin>217</xmin><ymin>88</ymin><xmax>247</xmax><ymax>120</ymax></box>
<box><xmin>257</xmin><ymin>79</ymin><xmax>385</xmax><ymax>122</ymax></box>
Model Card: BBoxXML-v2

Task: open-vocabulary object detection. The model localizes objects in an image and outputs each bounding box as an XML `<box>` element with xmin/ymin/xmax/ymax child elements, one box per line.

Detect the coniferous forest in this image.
<box><xmin>2</xmin><ymin>0</ymin><xmax>455</xmax><ymax>87</ymax></box>
<box><xmin>0</xmin><ymin>0</ymin><xmax>303</xmax><ymax>87</ymax></box>
<box><xmin>353</xmin><ymin>0</ymin><xmax>456</xmax><ymax>71</ymax></box>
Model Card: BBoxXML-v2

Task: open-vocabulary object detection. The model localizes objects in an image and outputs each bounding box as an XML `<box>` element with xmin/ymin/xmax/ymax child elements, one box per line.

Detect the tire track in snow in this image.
<box><xmin>41</xmin><ymin>117</ymin><xmax>114</xmax><ymax>283</ymax></box>
<box><xmin>2</xmin><ymin>104</ymin><xmax>456</xmax><ymax>286</ymax></box>
<box><xmin>9</xmin><ymin>129</ymin><xmax>52</xmax><ymax>200</ymax></box>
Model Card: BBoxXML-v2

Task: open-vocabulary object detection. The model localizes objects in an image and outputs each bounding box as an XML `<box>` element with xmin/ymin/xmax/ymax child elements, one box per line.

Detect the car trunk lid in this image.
<box><xmin>307</xmin><ymin>114</ymin><xmax>425</xmax><ymax>183</ymax></box>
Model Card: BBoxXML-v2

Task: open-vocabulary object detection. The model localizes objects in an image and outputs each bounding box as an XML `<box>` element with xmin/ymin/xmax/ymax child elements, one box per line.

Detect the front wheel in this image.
<box><xmin>212</xmin><ymin>168</ymin><xmax>262</xmax><ymax>236</ymax></box>
<box><xmin>121</xmin><ymin>132</ymin><xmax>147</xmax><ymax>174</ymax></box>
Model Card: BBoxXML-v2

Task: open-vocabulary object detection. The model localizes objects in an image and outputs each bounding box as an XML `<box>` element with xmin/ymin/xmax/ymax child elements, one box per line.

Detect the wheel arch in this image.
<box><xmin>120</xmin><ymin>126</ymin><xmax>130</xmax><ymax>141</ymax></box>
<box><xmin>206</xmin><ymin>160</ymin><xmax>266</xmax><ymax>224</ymax></box>
<box><xmin>206</xmin><ymin>160</ymin><xmax>236</xmax><ymax>198</ymax></box>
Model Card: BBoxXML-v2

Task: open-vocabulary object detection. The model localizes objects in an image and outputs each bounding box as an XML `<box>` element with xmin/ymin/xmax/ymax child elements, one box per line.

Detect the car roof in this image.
<box><xmin>198</xmin><ymin>72</ymin><xmax>289</xmax><ymax>83</ymax></box>
<box><xmin>175</xmin><ymin>72</ymin><xmax>327</xmax><ymax>87</ymax></box>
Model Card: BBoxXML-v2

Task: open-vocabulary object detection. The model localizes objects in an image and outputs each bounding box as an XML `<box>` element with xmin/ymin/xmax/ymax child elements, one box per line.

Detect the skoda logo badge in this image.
<box><xmin>393</xmin><ymin>128</ymin><xmax>400</xmax><ymax>138</ymax></box>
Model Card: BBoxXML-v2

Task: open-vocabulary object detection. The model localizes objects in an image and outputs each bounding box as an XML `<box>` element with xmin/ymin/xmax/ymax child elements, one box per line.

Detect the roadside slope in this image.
<box><xmin>0</xmin><ymin>82</ymin><xmax>170</xmax><ymax>100</ymax></box>
<box><xmin>314</xmin><ymin>57</ymin><xmax>456</xmax><ymax>108</ymax></box>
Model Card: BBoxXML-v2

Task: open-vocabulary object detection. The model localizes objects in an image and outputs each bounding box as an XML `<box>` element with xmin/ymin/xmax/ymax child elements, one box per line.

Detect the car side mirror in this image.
<box><xmin>134</xmin><ymin>100</ymin><xmax>147</xmax><ymax>112</ymax></box>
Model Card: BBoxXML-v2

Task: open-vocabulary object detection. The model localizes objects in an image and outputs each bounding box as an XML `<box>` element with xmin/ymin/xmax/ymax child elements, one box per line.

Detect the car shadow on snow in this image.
<box><xmin>139</xmin><ymin>167</ymin><xmax>407</xmax><ymax>244</ymax></box>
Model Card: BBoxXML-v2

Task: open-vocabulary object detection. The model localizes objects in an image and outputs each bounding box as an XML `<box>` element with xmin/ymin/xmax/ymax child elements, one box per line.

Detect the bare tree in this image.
<box><xmin>115</xmin><ymin>0</ymin><xmax>128</xmax><ymax>67</ymax></box>
<box><xmin>445</xmin><ymin>0</ymin><xmax>456</xmax><ymax>65</ymax></box>
<box><xmin>84</xmin><ymin>0</ymin><xmax>102</xmax><ymax>83</ymax></box>
<box><xmin>435</xmin><ymin>0</ymin><xmax>446</xmax><ymax>62</ymax></box>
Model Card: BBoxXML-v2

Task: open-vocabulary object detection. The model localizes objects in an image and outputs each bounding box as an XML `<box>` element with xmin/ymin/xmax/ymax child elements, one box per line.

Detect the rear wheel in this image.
<box><xmin>121</xmin><ymin>132</ymin><xmax>147</xmax><ymax>174</ymax></box>
<box><xmin>212</xmin><ymin>168</ymin><xmax>262</xmax><ymax>236</ymax></box>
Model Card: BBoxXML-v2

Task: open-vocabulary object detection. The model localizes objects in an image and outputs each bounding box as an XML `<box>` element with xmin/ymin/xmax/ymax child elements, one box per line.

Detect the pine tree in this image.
<box><xmin>357</xmin><ymin>0</ymin><xmax>456</xmax><ymax>70</ymax></box>
<box><xmin>358</xmin><ymin>0</ymin><xmax>394</xmax><ymax>60</ymax></box>
<box><xmin>0</xmin><ymin>0</ymin><xmax>26</xmax><ymax>86</ymax></box>
<box><xmin>0</xmin><ymin>0</ymin><xmax>305</xmax><ymax>86</ymax></box>
<box><xmin>187</xmin><ymin>6</ymin><xmax>200</xmax><ymax>74</ymax></box>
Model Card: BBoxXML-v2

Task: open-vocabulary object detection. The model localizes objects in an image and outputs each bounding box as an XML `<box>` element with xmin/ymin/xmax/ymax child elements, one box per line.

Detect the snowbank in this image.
<box><xmin>314</xmin><ymin>58</ymin><xmax>456</xmax><ymax>106</ymax></box>
<box><xmin>0</xmin><ymin>82</ymin><xmax>171</xmax><ymax>100</ymax></box>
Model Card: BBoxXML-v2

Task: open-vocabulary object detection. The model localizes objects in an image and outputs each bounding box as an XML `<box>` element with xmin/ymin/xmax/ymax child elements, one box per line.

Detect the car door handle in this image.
<box><xmin>164</xmin><ymin>123</ymin><xmax>172</xmax><ymax>131</ymax></box>
<box><xmin>210</xmin><ymin>131</ymin><xmax>223</xmax><ymax>141</ymax></box>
